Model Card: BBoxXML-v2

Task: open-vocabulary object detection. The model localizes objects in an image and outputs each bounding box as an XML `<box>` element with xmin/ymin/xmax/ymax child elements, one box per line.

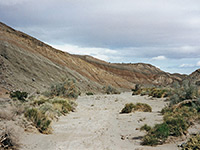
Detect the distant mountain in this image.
<box><xmin>0</xmin><ymin>22</ymin><xmax>186</xmax><ymax>93</ymax></box>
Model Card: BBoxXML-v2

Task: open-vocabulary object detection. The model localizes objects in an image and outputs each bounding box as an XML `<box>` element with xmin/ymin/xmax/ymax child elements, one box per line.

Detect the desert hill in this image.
<box><xmin>184</xmin><ymin>69</ymin><xmax>200</xmax><ymax>86</ymax></box>
<box><xmin>0</xmin><ymin>22</ymin><xmax>186</xmax><ymax>93</ymax></box>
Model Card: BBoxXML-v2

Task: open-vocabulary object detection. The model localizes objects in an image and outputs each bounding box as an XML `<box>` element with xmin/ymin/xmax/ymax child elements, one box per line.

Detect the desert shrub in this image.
<box><xmin>148</xmin><ymin>88</ymin><xmax>169</xmax><ymax>98</ymax></box>
<box><xmin>132</xmin><ymin>84</ymin><xmax>142</xmax><ymax>95</ymax></box>
<box><xmin>134</xmin><ymin>103</ymin><xmax>152</xmax><ymax>112</ymax></box>
<box><xmin>142</xmin><ymin>81</ymin><xmax>200</xmax><ymax>146</ymax></box>
<box><xmin>10</xmin><ymin>91</ymin><xmax>28</xmax><ymax>102</ymax></box>
<box><xmin>52</xmin><ymin>98</ymin><xmax>75</xmax><ymax>115</ymax></box>
<box><xmin>142</xmin><ymin>106</ymin><xmax>199</xmax><ymax>146</ymax></box>
<box><xmin>0</xmin><ymin>128</ymin><xmax>19</xmax><ymax>150</ymax></box>
<box><xmin>165</xmin><ymin>117</ymin><xmax>188</xmax><ymax>136</ymax></box>
<box><xmin>24</xmin><ymin>108</ymin><xmax>51</xmax><ymax>134</ymax></box>
<box><xmin>86</xmin><ymin>92</ymin><xmax>94</xmax><ymax>96</ymax></box>
<box><xmin>132</xmin><ymin>89</ymin><xmax>142</xmax><ymax>95</ymax></box>
<box><xmin>44</xmin><ymin>79</ymin><xmax>80</xmax><ymax>99</ymax></box>
<box><xmin>169</xmin><ymin>81</ymin><xmax>199</xmax><ymax>106</ymax></box>
<box><xmin>103</xmin><ymin>85</ymin><xmax>120</xmax><ymax>94</ymax></box>
<box><xmin>142</xmin><ymin>134</ymin><xmax>159</xmax><ymax>146</ymax></box>
<box><xmin>163</xmin><ymin>106</ymin><xmax>197</xmax><ymax>136</ymax></box>
<box><xmin>132</xmin><ymin>87</ymin><xmax>169</xmax><ymax>98</ymax></box>
<box><xmin>121</xmin><ymin>103</ymin><xmax>135</xmax><ymax>113</ymax></box>
<box><xmin>33</xmin><ymin>96</ymin><xmax>49</xmax><ymax>106</ymax></box>
<box><xmin>181</xmin><ymin>134</ymin><xmax>200</xmax><ymax>150</ymax></box>
<box><xmin>121</xmin><ymin>103</ymin><xmax>152</xmax><ymax>113</ymax></box>
<box><xmin>39</xmin><ymin>103</ymin><xmax>59</xmax><ymax>120</ymax></box>
<box><xmin>32</xmin><ymin>96</ymin><xmax>76</xmax><ymax>121</ymax></box>
<box><xmin>140</xmin><ymin>124</ymin><xmax>151</xmax><ymax>132</ymax></box>
<box><xmin>142</xmin><ymin>123</ymin><xmax>169</xmax><ymax>146</ymax></box>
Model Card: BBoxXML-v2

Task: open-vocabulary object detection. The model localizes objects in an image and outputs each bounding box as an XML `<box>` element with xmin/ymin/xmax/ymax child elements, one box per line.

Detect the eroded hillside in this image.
<box><xmin>0</xmin><ymin>22</ymin><xmax>186</xmax><ymax>93</ymax></box>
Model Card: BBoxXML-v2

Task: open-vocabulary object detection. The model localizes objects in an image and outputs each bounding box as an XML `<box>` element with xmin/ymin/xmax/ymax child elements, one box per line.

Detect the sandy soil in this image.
<box><xmin>20</xmin><ymin>93</ymin><xmax>182</xmax><ymax>150</ymax></box>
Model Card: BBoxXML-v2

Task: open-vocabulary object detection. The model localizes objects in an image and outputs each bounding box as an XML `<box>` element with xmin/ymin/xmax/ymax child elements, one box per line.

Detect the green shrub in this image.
<box><xmin>44</xmin><ymin>79</ymin><xmax>80</xmax><ymax>99</ymax></box>
<box><xmin>10</xmin><ymin>91</ymin><xmax>28</xmax><ymax>102</ymax></box>
<box><xmin>121</xmin><ymin>103</ymin><xmax>152</xmax><ymax>113</ymax></box>
<box><xmin>165</xmin><ymin>117</ymin><xmax>188</xmax><ymax>136</ymax></box>
<box><xmin>140</xmin><ymin>124</ymin><xmax>151</xmax><ymax>132</ymax></box>
<box><xmin>141</xmin><ymin>81</ymin><xmax>200</xmax><ymax>146</ymax></box>
<box><xmin>142</xmin><ymin>123</ymin><xmax>169</xmax><ymax>146</ymax></box>
<box><xmin>169</xmin><ymin>80</ymin><xmax>199</xmax><ymax>106</ymax></box>
<box><xmin>86</xmin><ymin>92</ymin><xmax>94</xmax><ymax>96</ymax></box>
<box><xmin>24</xmin><ymin>108</ymin><xmax>51</xmax><ymax>134</ymax></box>
<box><xmin>142</xmin><ymin>106</ymin><xmax>199</xmax><ymax>146</ymax></box>
<box><xmin>181</xmin><ymin>134</ymin><xmax>200</xmax><ymax>150</ymax></box>
<box><xmin>163</xmin><ymin>106</ymin><xmax>197</xmax><ymax>136</ymax></box>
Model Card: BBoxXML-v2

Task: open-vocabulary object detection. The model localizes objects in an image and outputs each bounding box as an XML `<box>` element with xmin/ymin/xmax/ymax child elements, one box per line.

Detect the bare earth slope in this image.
<box><xmin>20</xmin><ymin>93</ymin><xmax>181</xmax><ymax>150</ymax></box>
<box><xmin>76</xmin><ymin>55</ymin><xmax>185</xmax><ymax>86</ymax></box>
<box><xmin>0</xmin><ymin>22</ymin><xmax>186</xmax><ymax>93</ymax></box>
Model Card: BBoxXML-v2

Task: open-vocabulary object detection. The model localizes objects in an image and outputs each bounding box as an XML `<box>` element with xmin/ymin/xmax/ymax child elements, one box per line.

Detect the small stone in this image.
<box><xmin>121</xmin><ymin>135</ymin><xmax>125</xmax><ymax>140</ymax></box>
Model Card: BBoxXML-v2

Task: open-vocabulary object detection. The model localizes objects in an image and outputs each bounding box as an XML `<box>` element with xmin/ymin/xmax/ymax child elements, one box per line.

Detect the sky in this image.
<box><xmin>1</xmin><ymin>0</ymin><xmax>200</xmax><ymax>74</ymax></box>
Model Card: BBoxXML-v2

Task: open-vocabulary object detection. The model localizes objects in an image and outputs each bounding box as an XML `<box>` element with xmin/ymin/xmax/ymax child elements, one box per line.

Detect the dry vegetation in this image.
<box><xmin>24</xmin><ymin>80</ymin><xmax>78</xmax><ymax>134</ymax></box>
<box><xmin>121</xmin><ymin>103</ymin><xmax>152</xmax><ymax>113</ymax></box>
<box><xmin>0</xmin><ymin>127</ymin><xmax>19</xmax><ymax>150</ymax></box>
<box><xmin>0</xmin><ymin>79</ymin><xmax>79</xmax><ymax>148</ymax></box>
<box><xmin>139</xmin><ymin>81</ymin><xmax>200</xmax><ymax>147</ymax></box>
<box><xmin>132</xmin><ymin>85</ymin><xmax>169</xmax><ymax>98</ymax></box>
<box><xmin>181</xmin><ymin>134</ymin><xmax>200</xmax><ymax>150</ymax></box>
<box><xmin>103</xmin><ymin>85</ymin><xmax>120</xmax><ymax>95</ymax></box>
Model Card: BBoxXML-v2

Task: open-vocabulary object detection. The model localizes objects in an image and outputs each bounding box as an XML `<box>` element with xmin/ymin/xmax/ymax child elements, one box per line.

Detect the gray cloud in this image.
<box><xmin>1</xmin><ymin>0</ymin><xmax>200</xmax><ymax>74</ymax></box>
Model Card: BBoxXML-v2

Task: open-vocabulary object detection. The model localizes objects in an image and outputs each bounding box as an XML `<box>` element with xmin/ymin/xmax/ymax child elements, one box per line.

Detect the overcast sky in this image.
<box><xmin>1</xmin><ymin>0</ymin><xmax>200</xmax><ymax>74</ymax></box>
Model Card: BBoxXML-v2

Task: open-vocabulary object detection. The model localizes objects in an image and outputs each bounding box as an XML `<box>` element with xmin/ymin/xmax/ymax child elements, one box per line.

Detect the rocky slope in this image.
<box><xmin>0</xmin><ymin>22</ymin><xmax>186</xmax><ymax>93</ymax></box>
<box><xmin>185</xmin><ymin>69</ymin><xmax>200</xmax><ymax>86</ymax></box>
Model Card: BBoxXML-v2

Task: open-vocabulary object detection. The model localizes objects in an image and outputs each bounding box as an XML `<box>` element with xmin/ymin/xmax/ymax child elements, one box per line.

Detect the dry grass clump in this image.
<box><xmin>24</xmin><ymin>96</ymin><xmax>76</xmax><ymax>134</ymax></box>
<box><xmin>33</xmin><ymin>96</ymin><xmax>76</xmax><ymax>115</ymax></box>
<box><xmin>121</xmin><ymin>103</ymin><xmax>152</xmax><ymax>113</ymax></box>
<box><xmin>134</xmin><ymin>103</ymin><xmax>152</xmax><ymax>112</ymax></box>
<box><xmin>24</xmin><ymin>108</ymin><xmax>52</xmax><ymax>134</ymax></box>
<box><xmin>181</xmin><ymin>134</ymin><xmax>200</xmax><ymax>150</ymax></box>
<box><xmin>0</xmin><ymin>128</ymin><xmax>19</xmax><ymax>150</ymax></box>
<box><xmin>51</xmin><ymin>97</ymin><xmax>75</xmax><ymax>115</ymax></box>
<box><xmin>132</xmin><ymin>87</ymin><xmax>169</xmax><ymax>98</ymax></box>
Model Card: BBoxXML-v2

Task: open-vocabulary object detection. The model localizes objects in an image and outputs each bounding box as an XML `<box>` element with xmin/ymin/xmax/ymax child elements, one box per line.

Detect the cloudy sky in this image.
<box><xmin>1</xmin><ymin>0</ymin><xmax>200</xmax><ymax>74</ymax></box>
